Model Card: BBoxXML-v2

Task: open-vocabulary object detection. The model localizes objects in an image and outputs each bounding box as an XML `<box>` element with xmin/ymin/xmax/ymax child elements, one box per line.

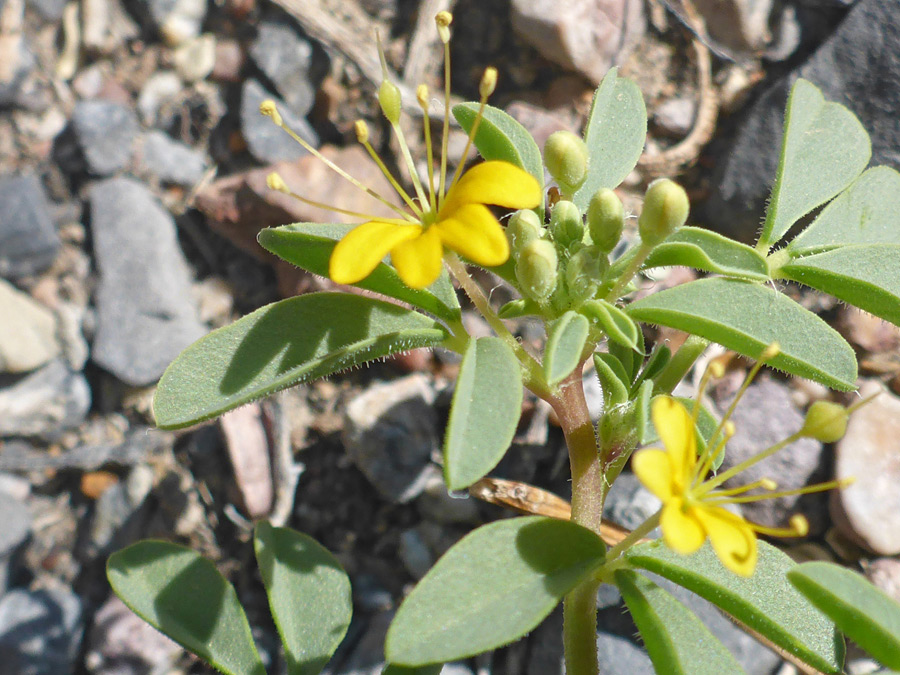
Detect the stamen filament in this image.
<box><xmin>705</xmin><ymin>478</ymin><xmax>778</xmax><ymax>499</ymax></box>
<box><xmin>747</xmin><ymin>515</ymin><xmax>809</xmax><ymax>538</ymax></box>
<box><xmin>692</xmin><ymin>421</ymin><xmax>734</xmax><ymax>489</ymax></box>
<box><xmin>391</xmin><ymin>121</ymin><xmax>431</xmax><ymax>209</ymax></box>
<box><xmin>447</xmin><ymin>71</ymin><xmax>494</xmax><ymax>192</ymax></box>
<box><xmin>437</xmin><ymin>25</ymin><xmax>452</xmax><ymax>208</ymax></box>
<box><xmin>708</xmin><ymin>478</ymin><xmax>853</xmax><ymax>505</ymax></box>
<box><xmin>697</xmin><ymin>430</ymin><xmax>804</xmax><ymax>495</ymax></box>
<box><xmin>357</xmin><ymin>131</ymin><xmax>423</xmax><ymax>217</ymax></box>
<box><xmin>418</xmin><ymin>85</ymin><xmax>438</xmax><ymax>212</ymax></box>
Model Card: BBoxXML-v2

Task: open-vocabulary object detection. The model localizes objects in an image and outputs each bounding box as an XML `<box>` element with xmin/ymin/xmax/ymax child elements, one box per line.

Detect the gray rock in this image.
<box><xmin>653</xmin><ymin>97</ymin><xmax>697</xmax><ymax>137</ymax></box>
<box><xmin>241</xmin><ymin>79</ymin><xmax>318</xmax><ymax>164</ymax></box>
<box><xmin>25</xmin><ymin>0</ymin><xmax>67</xmax><ymax>21</ymax></box>
<box><xmin>85</xmin><ymin>464</ymin><xmax>154</xmax><ymax>555</ymax></box>
<box><xmin>865</xmin><ymin>557</ymin><xmax>900</xmax><ymax>604</ymax></box>
<box><xmin>0</xmin><ymin>429</ymin><xmax>168</xmax><ymax>472</ymax></box>
<box><xmin>0</xmin><ymin>174</ymin><xmax>59</xmax><ymax>281</ymax></box>
<box><xmin>416</xmin><ymin>471</ymin><xmax>481</xmax><ymax>524</ymax></box>
<box><xmin>89</xmin><ymin>177</ymin><xmax>206</xmax><ymax>386</ymax></box>
<box><xmin>715</xmin><ymin>379</ymin><xmax>829</xmax><ymax>533</ymax></box>
<box><xmin>69</xmin><ymin>100</ymin><xmax>139</xmax><ymax>176</ymax></box>
<box><xmin>0</xmin><ymin>41</ymin><xmax>35</xmax><ymax>109</ymax></box>
<box><xmin>0</xmin><ymin>493</ymin><xmax>30</xmax><ymax>595</ymax></box>
<box><xmin>0</xmin><ymin>279</ymin><xmax>60</xmax><ymax>374</ymax></box>
<box><xmin>249</xmin><ymin>20</ymin><xmax>325</xmax><ymax>117</ymax></box>
<box><xmin>0</xmin><ymin>587</ymin><xmax>83</xmax><ymax>675</ymax></box>
<box><xmin>136</xmin><ymin>71</ymin><xmax>183</xmax><ymax>125</ymax></box>
<box><xmin>602</xmin><ymin>471</ymin><xmax>662</xmax><ymax>533</ymax></box>
<box><xmin>0</xmin><ymin>359</ymin><xmax>90</xmax><ymax>440</ymax></box>
<box><xmin>398</xmin><ymin>527</ymin><xmax>433</xmax><ymax>579</ymax></box>
<box><xmin>342</xmin><ymin>374</ymin><xmax>439</xmax><ymax>503</ymax></box>
<box><xmin>705</xmin><ymin>0</ymin><xmax>900</xmax><ymax>241</ymax></box>
<box><xmin>147</xmin><ymin>0</ymin><xmax>206</xmax><ymax>45</ymax></box>
<box><xmin>139</xmin><ymin>130</ymin><xmax>207</xmax><ymax>186</ymax></box>
<box><xmin>692</xmin><ymin>0</ymin><xmax>775</xmax><ymax>55</ymax></box>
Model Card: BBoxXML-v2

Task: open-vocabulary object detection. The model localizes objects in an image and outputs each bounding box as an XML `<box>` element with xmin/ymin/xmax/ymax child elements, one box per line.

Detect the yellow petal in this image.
<box><xmin>440</xmin><ymin>161</ymin><xmax>541</xmax><ymax>216</ymax></box>
<box><xmin>651</xmin><ymin>396</ymin><xmax>696</xmax><ymax>487</ymax></box>
<box><xmin>436</xmin><ymin>203</ymin><xmax>510</xmax><ymax>267</ymax></box>
<box><xmin>631</xmin><ymin>449</ymin><xmax>675</xmax><ymax>502</ymax></box>
<box><xmin>695</xmin><ymin>506</ymin><xmax>758</xmax><ymax>576</ymax></box>
<box><xmin>660</xmin><ymin>498</ymin><xmax>705</xmax><ymax>554</ymax></box>
<box><xmin>330</xmin><ymin>221</ymin><xmax>421</xmax><ymax>285</ymax></box>
<box><xmin>390</xmin><ymin>227</ymin><xmax>444</xmax><ymax>289</ymax></box>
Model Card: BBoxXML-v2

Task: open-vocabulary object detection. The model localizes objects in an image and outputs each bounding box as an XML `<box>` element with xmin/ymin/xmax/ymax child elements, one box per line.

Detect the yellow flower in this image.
<box><xmin>260</xmin><ymin>11</ymin><xmax>542</xmax><ymax>290</ymax></box>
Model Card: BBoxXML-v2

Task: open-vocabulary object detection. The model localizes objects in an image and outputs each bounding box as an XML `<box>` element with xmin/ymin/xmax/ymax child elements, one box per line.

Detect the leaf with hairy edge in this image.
<box><xmin>444</xmin><ymin>337</ymin><xmax>523</xmax><ymax>490</ymax></box>
<box><xmin>453</xmin><ymin>103</ymin><xmax>545</xmax><ymax>212</ymax></box>
<box><xmin>572</xmin><ymin>68</ymin><xmax>647</xmax><ymax>211</ymax></box>
<box><xmin>107</xmin><ymin>541</ymin><xmax>265</xmax><ymax>675</ymax></box>
<box><xmin>615</xmin><ymin>570</ymin><xmax>746</xmax><ymax>675</ymax></box>
<box><xmin>789</xmin><ymin>167</ymin><xmax>900</xmax><ymax>254</ymax></box>
<box><xmin>758</xmin><ymin>79</ymin><xmax>871</xmax><ymax>251</ymax></box>
<box><xmin>544</xmin><ymin>311</ymin><xmax>590</xmax><ymax>387</ymax></box>
<box><xmin>789</xmin><ymin>562</ymin><xmax>900</xmax><ymax>669</ymax></box>
<box><xmin>384</xmin><ymin>517</ymin><xmax>605</xmax><ymax>666</ymax></box>
<box><xmin>625</xmin><ymin>277</ymin><xmax>857</xmax><ymax>390</ymax></box>
<box><xmin>643</xmin><ymin>226</ymin><xmax>769</xmax><ymax>281</ymax></box>
<box><xmin>259</xmin><ymin>224</ymin><xmax>460</xmax><ymax>322</ymax></box>
<box><xmin>781</xmin><ymin>245</ymin><xmax>900</xmax><ymax>326</ymax></box>
<box><xmin>581</xmin><ymin>299</ymin><xmax>641</xmax><ymax>350</ymax></box>
<box><xmin>153</xmin><ymin>293</ymin><xmax>448</xmax><ymax>429</ymax></box>
<box><xmin>593</xmin><ymin>352</ymin><xmax>630</xmax><ymax>408</ymax></box>
<box><xmin>254</xmin><ymin>522</ymin><xmax>352</xmax><ymax>675</ymax></box>
<box><xmin>627</xmin><ymin>540</ymin><xmax>844</xmax><ymax>674</ymax></box>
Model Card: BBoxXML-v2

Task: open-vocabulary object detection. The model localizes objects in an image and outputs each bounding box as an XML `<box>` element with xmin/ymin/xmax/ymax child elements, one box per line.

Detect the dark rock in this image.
<box><xmin>139</xmin><ymin>130</ymin><xmax>207</xmax><ymax>185</ymax></box>
<box><xmin>0</xmin><ymin>359</ymin><xmax>91</xmax><ymax>440</ymax></box>
<box><xmin>0</xmin><ymin>493</ymin><xmax>30</xmax><ymax>595</ymax></box>
<box><xmin>67</xmin><ymin>100</ymin><xmax>139</xmax><ymax>176</ymax></box>
<box><xmin>249</xmin><ymin>19</ymin><xmax>326</xmax><ymax>117</ymax></box>
<box><xmin>0</xmin><ymin>173</ymin><xmax>59</xmax><ymax>281</ymax></box>
<box><xmin>241</xmin><ymin>79</ymin><xmax>318</xmax><ymax>164</ymax></box>
<box><xmin>0</xmin><ymin>587</ymin><xmax>83</xmax><ymax>675</ymax></box>
<box><xmin>89</xmin><ymin>177</ymin><xmax>205</xmax><ymax>385</ymax></box>
<box><xmin>704</xmin><ymin>0</ymin><xmax>900</xmax><ymax>241</ymax></box>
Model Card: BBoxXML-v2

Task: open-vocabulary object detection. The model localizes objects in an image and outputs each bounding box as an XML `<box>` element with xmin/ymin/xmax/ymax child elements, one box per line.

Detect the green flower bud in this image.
<box><xmin>516</xmin><ymin>239</ymin><xmax>558</xmax><ymax>302</ymax></box>
<box><xmin>565</xmin><ymin>245</ymin><xmax>607</xmax><ymax>304</ymax></box>
<box><xmin>544</xmin><ymin>130</ymin><xmax>589</xmax><ymax>196</ymax></box>
<box><xmin>800</xmin><ymin>401</ymin><xmax>849</xmax><ymax>443</ymax></box>
<box><xmin>638</xmin><ymin>178</ymin><xmax>689</xmax><ymax>245</ymax></box>
<box><xmin>587</xmin><ymin>188</ymin><xmax>624</xmax><ymax>253</ymax></box>
<box><xmin>507</xmin><ymin>209</ymin><xmax>544</xmax><ymax>253</ymax></box>
<box><xmin>549</xmin><ymin>200</ymin><xmax>584</xmax><ymax>248</ymax></box>
<box><xmin>379</xmin><ymin>79</ymin><xmax>402</xmax><ymax>124</ymax></box>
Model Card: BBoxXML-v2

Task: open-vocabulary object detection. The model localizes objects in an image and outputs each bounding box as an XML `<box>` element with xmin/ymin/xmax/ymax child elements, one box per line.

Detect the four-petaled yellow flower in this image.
<box><xmin>329</xmin><ymin>161</ymin><xmax>541</xmax><ymax>289</ymax></box>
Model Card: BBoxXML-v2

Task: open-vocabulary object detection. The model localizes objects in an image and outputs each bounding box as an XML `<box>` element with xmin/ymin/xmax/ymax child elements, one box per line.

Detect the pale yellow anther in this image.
<box><xmin>416</xmin><ymin>84</ymin><xmax>429</xmax><ymax>109</ymax></box>
<box><xmin>760</xmin><ymin>478</ymin><xmax>778</xmax><ymax>491</ymax></box>
<box><xmin>266</xmin><ymin>172</ymin><xmax>288</xmax><ymax>193</ymax></box>
<box><xmin>354</xmin><ymin>120</ymin><xmax>369</xmax><ymax>144</ymax></box>
<box><xmin>479</xmin><ymin>67</ymin><xmax>498</xmax><ymax>99</ymax></box>
<box><xmin>259</xmin><ymin>100</ymin><xmax>282</xmax><ymax>127</ymax></box>
<box><xmin>708</xmin><ymin>360</ymin><xmax>725</xmax><ymax>379</ymax></box>
<box><xmin>723</xmin><ymin>421</ymin><xmax>736</xmax><ymax>438</ymax></box>
<box><xmin>790</xmin><ymin>514</ymin><xmax>810</xmax><ymax>537</ymax></box>
<box><xmin>761</xmin><ymin>342</ymin><xmax>781</xmax><ymax>361</ymax></box>
<box><xmin>435</xmin><ymin>11</ymin><xmax>452</xmax><ymax>43</ymax></box>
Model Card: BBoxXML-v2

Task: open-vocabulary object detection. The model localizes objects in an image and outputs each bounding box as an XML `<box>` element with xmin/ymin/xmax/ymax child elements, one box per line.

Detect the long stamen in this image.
<box><xmin>418</xmin><ymin>85</ymin><xmax>437</xmax><ymax>212</ymax></box>
<box><xmin>266</xmin><ymin>172</ymin><xmax>414</xmax><ymax>224</ymax></box>
<box><xmin>260</xmin><ymin>101</ymin><xmax>410</xmax><ymax>220</ymax></box>
<box><xmin>706</xmin><ymin>477</ymin><xmax>778</xmax><ymax>499</ymax></box>
<box><xmin>692</xmin><ymin>421</ymin><xmax>734</xmax><ymax>488</ymax></box>
<box><xmin>747</xmin><ymin>514</ymin><xmax>809</xmax><ymax>539</ymax></box>
<box><xmin>708</xmin><ymin>477</ymin><xmax>854</xmax><ymax>505</ymax></box>
<box><xmin>355</xmin><ymin>120</ymin><xmax>423</xmax><ymax>217</ymax></box>
<box><xmin>697</xmin><ymin>429</ymin><xmax>805</xmax><ymax>495</ymax></box>
<box><xmin>436</xmin><ymin>11</ymin><xmax>452</xmax><ymax>208</ymax></box>
<box><xmin>447</xmin><ymin>67</ymin><xmax>496</xmax><ymax>193</ymax></box>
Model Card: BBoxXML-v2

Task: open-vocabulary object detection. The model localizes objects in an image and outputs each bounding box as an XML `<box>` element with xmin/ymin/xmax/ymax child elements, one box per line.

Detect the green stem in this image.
<box><xmin>604</xmin><ymin>242</ymin><xmax>654</xmax><ymax>302</ymax></box>
<box><xmin>653</xmin><ymin>335</ymin><xmax>709</xmax><ymax>394</ymax></box>
<box><xmin>604</xmin><ymin>509</ymin><xmax>661</xmax><ymax>563</ymax></box>
<box><xmin>563</xmin><ymin>577</ymin><xmax>601</xmax><ymax>674</ymax></box>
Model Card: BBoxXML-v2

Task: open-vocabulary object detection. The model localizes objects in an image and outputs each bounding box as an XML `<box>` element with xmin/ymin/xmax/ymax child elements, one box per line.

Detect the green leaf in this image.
<box><xmin>544</xmin><ymin>311</ymin><xmax>590</xmax><ymax>387</ymax></box>
<box><xmin>632</xmin><ymin>344</ymin><xmax>671</xmax><ymax>393</ymax></box>
<box><xmin>107</xmin><ymin>541</ymin><xmax>265</xmax><ymax>675</ymax></box>
<box><xmin>254</xmin><ymin>522</ymin><xmax>352</xmax><ymax>675</ymax></box>
<box><xmin>444</xmin><ymin>337</ymin><xmax>523</xmax><ymax>490</ymax></box>
<box><xmin>788</xmin><ymin>167</ymin><xmax>900</xmax><ymax>254</ymax></box>
<box><xmin>572</xmin><ymin>68</ymin><xmax>647</xmax><ymax>211</ymax></box>
<box><xmin>581</xmin><ymin>299</ymin><xmax>641</xmax><ymax>350</ymax></box>
<box><xmin>788</xmin><ymin>561</ymin><xmax>900</xmax><ymax>669</ymax></box>
<box><xmin>627</xmin><ymin>540</ymin><xmax>844</xmax><ymax>674</ymax></box>
<box><xmin>615</xmin><ymin>570</ymin><xmax>745</xmax><ymax>675</ymax></box>
<box><xmin>153</xmin><ymin>293</ymin><xmax>448</xmax><ymax>429</ymax></box>
<box><xmin>259</xmin><ymin>224</ymin><xmax>460</xmax><ymax>322</ymax></box>
<box><xmin>498</xmin><ymin>297</ymin><xmax>543</xmax><ymax>319</ymax></box>
<box><xmin>626</xmin><ymin>277</ymin><xmax>857</xmax><ymax>390</ymax></box>
<box><xmin>781</xmin><ymin>245</ymin><xmax>900</xmax><ymax>326</ymax></box>
<box><xmin>608</xmin><ymin>323</ymin><xmax>645</xmax><ymax>384</ymax></box>
<box><xmin>593</xmin><ymin>352</ymin><xmax>630</xmax><ymax>408</ymax></box>
<box><xmin>643</xmin><ymin>226</ymin><xmax>769</xmax><ymax>281</ymax></box>
<box><xmin>384</xmin><ymin>516</ymin><xmax>605</xmax><ymax>666</ymax></box>
<box><xmin>759</xmin><ymin>78</ymin><xmax>871</xmax><ymax>250</ymax></box>
<box><xmin>453</xmin><ymin>103</ymin><xmax>545</xmax><ymax>212</ymax></box>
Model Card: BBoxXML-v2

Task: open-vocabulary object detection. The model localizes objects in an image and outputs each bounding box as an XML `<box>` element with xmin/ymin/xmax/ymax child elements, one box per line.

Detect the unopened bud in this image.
<box><xmin>435</xmin><ymin>11</ymin><xmax>452</xmax><ymax>43</ymax></box>
<box><xmin>259</xmin><ymin>99</ymin><xmax>282</xmax><ymax>127</ymax></box>
<box><xmin>638</xmin><ymin>178</ymin><xmax>689</xmax><ymax>245</ymax></box>
<box><xmin>800</xmin><ymin>400</ymin><xmax>849</xmax><ymax>443</ymax></box>
<box><xmin>379</xmin><ymin>79</ymin><xmax>402</xmax><ymax>124</ymax></box>
<box><xmin>354</xmin><ymin>120</ymin><xmax>369</xmax><ymax>144</ymax></box>
<box><xmin>587</xmin><ymin>188</ymin><xmax>624</xmax><ymax>253</ymax></box>
<box><xmin>565</xmin><ymin>246</ymin><xmax>607</xmax><ymax>304</ymax></box>
<box><xmin>266</xmin><ymin>172</ymin><xmax>288</xmax><ymax>193</ymax></box>
<box><xmin>507</xmin><ymin>209</ymin><xmax>543</xmax><ymax>253</ymax></box>
<box><xmin>544</xmin><ymin>130</ymin><xmax>589</xmax><ymax>196</ymax></box>
<box><xmin>516</xmin><ymin>239</ymin><xmax>558</xmax><ymax>302</ymax></box>
<box><xmin>416</xmin><ymin>84</ymin><xmax>429</xmax><ymax>109</ymax></box>
<box><xmin>480</xmin><ymin>67</ymin><xmax>497</xmax><ymax>99</ymax></box>
<box><xmin>549</xmin><ymin>200</ymin><xmax>583</xmax><ymax>248</ymax></box>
